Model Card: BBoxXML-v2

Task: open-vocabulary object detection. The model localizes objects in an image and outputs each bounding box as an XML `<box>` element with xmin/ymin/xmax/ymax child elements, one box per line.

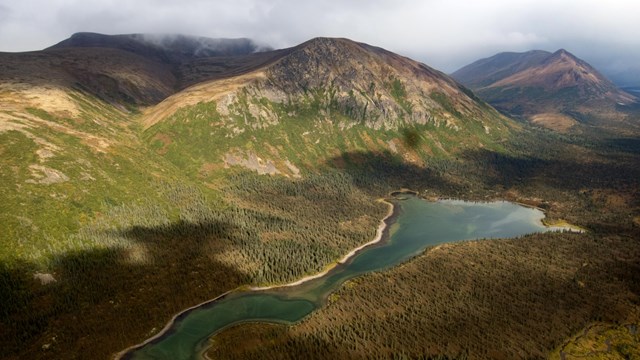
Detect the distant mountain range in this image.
<box><xmin>47</xmin><ymin>32</ymin><xmax>271</xmax><ymax>63</ymax></box>
<box><xmin>452</xmin><ymin>49</ymin><xmax>637</xmax><ymax>131</ymax></box>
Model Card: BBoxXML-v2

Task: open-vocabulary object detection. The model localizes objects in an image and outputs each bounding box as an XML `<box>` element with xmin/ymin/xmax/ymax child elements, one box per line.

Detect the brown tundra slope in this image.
<box><xmin>452</xmin><ymin>49</ymin><xmax>638</xmax><ymax>132</ymax></box>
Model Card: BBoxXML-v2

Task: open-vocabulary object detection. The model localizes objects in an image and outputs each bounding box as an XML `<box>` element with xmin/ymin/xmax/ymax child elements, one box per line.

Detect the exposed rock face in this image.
<box><xmin>223</xmin><ymin>151</ymin><xmax>280</xmax><ymax>175</ymax></box>
<box><xmin>33</xmin><ymin>272</ymin><xmax>56</xmax><ymax>285</ymax></box>
<box><xmin>145</xmin><ymin>37</ymin><xmax>504</xmax><ymax>132</ymax></box>
<box><xmin>25</xmin><ymin>164</ymin><xmax>69</xmax><ymax>185</ymax></box>
<box><xmin>251</xmin><ymin>37</ymin><xmax>493</xmax><ymax>129</ymax></box>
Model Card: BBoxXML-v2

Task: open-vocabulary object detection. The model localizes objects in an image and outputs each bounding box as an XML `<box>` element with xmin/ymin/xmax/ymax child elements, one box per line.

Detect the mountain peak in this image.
<box><xmin>300</xmin><ymin>36</ymin><xmax>354</xmax><ymax>46</ymax></box>
<box><xmin>452</xmin><ymin>48</ymin><xmax>637</xmax><ymax>129</ymax></box>
<box><xmin>292</xmin><ymin>37</ymin><xmax>374</xmax><ymax>58</ymax></box>
<box><xmin>293</xmin><ymin>36</ymin><xmax>412</xmax><ymax>61</ymax></box>
<box><xmin>144</xmin><ymin>37</ymin><xmax>503</xmax><ymax>134</ymax></box>
<box><xmin>548</xmin><ymin>48</ymin><xmax>581</xmax><ymax>64</ymax></box>
<box><xmin>48</xmin><ymin>32</ymin><xmax>270</xmax><ymax>63</ymax></box>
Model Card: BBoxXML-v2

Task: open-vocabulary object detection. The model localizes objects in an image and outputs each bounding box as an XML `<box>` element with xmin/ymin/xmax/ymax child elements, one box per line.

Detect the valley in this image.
<box><xmin>126</xmin><ymin>196</ymin><xmax>564</xmax><ymax>359</ymax></box>
<box><xmin>0</xmin><ymin>33</ymin><xmax>638</xmax><ymax>360</ymax></box>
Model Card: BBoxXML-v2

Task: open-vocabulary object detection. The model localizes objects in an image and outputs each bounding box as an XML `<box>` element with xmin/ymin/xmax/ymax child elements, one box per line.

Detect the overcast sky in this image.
<box><xmin>1</xmin><ymin>0</ymin><xmax>639</xmax><ymax>84</ymax></box>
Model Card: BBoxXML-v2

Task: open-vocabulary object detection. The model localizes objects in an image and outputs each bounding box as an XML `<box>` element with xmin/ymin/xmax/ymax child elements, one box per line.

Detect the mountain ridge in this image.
<box><xmin>144</xmin><ymin>36</ymin><xmax>505</xmax><ymax>132</ymax></box>
<box><xmin>47</xmin><ymin>32</ymin><xmax>271</xmax><ymax>63</ymax></box>
<box><xmin>452</xmin><ymin>48</ymin><xmax>637</xmax><ymax>131</ymax></box>
<box><xmin>140</xmin><ymin>36</ymin><xmax>513</xmax><ymax>181</ymax></box>
<box><xmin>452</xmin><ymin>50</ymin><xmax>551</xmax><ymax>88</ymax></box>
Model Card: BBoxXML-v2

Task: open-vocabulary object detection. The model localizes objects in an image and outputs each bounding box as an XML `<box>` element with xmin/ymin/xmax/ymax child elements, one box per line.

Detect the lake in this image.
<box><xmin>122</xmin><ymin>195</ymin><xmax>556</xmax><ymax>359</ymax></box>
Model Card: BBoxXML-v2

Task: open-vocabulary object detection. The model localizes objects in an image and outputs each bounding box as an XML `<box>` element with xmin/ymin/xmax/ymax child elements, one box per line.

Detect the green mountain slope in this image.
<box><xmin>0</xmin><ymin>35</ymin><xmax>517</xmax><ymax>359</ymax></box>
<box><xmin>0</xmin><ymin>51</ymin><xmax>175</xmax><ymax>263</ymax></box>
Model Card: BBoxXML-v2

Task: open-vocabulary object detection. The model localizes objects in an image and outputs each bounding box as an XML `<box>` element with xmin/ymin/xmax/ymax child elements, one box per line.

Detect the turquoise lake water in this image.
<box><xmin>125</xmin><ymin>196</ymin><xmax>552</xmax><ymax>359</ymax></box>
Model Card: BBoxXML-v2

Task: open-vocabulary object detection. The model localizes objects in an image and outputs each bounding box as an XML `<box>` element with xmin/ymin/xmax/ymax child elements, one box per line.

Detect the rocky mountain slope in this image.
<box><xmin>144</xmin><ymin>36</ymin><xmax>504</xmax><ymax>129</ymax></box>
<box><xmin>452</xmin><ymin>49</ymin><xmax>637</xmax><ymax>131</ymax></box>
<box><xmin>141</xmin><ymin>37</ymin><xmax>513</xmax><ymax>180</ymax></box>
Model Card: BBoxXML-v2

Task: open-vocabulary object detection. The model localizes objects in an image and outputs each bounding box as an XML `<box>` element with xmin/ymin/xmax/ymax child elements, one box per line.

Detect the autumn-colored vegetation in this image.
<box><xmin>205</xmin><ymin>132</ymin><xmax>640</xmax><ymax>359</ymax></box>
<box><xmin>0</xmin><ymin>172</ymin><xmax>387</xmax><ymax>359</ymax></box>
<box><xmin>208</xmin><ymin>229</ymin><xmax>639</xmax><ymax>359</ymax></box>
<box><xmin>208</xmin><ymin>145</ymin><xmax>640</xmax><ymax>359</ymax></box>
<box><xmin>2</xmin><ymin>119</ymin><xmax>639</xmax><ymax>359</ymax></box>
<box><xmin>1</xmin><ymin>35</ymin><xmax>638</xmax><ymax>360</ymax></box>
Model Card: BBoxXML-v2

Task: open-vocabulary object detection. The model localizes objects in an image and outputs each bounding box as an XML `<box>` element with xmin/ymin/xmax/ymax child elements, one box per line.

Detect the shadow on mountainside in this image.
<box><xmin>323</xmin><ymin>150</ymin><xmax>466</xmax><ymax>196</ymax></box>
<box><xmin>601</xmin><ymin>137</ymin><xmax>640</xmax><ymax>155</ymax></box>
<box><xmin>0</xmin><ymin>219</ymin><xmax>248</xmax><ymax>360</ymax></box>
<box><xmin>458</xmin><ymin>147</ymin><xmax>640</xmax><ymax>196</ymax></box>
<box><xmin>324</xmin><ymin>144</ymin><xmax>639</xmax><ymax>234</ymax></box>
<box><xmin>324</xmin><ymin>146</ymin><xmax>638</xmax><ymax>195</ymax></box>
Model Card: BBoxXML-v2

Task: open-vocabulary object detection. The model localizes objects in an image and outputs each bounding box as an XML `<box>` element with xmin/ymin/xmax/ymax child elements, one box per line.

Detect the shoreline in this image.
<box><xmin>544</xmin><ymin>222</ymin><xmax>586</xmax><ymax>233</ymax></box>
<box><xmin>439</xmin><ymin>197</ymin><xmax>585</xmax><ymax>233</ymax></box>
<box><xmin>113</xmin><ymin>193</ymin><xmax>580</xmax><ymax>359</ymax></box>
<box><xmin>113</xmin><ymin>289</ymin><xmax>235</xmax><ymax>360</ymax></box>
<box><xmin>114</xmin><ymin>198</ymin><xmax>396</xmax><ymax>359</ymax></box>
<box><xmin>250</xmin><ymin>198</ymin><xmax>395</xmax><ymax>291</ymax></box>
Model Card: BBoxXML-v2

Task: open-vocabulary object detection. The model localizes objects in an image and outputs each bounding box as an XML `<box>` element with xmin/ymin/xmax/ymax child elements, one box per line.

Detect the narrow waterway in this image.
<box><xmin>123</xmin><ymin>195</ymin><xmax>558</xmax><ymax>359</ymax></box>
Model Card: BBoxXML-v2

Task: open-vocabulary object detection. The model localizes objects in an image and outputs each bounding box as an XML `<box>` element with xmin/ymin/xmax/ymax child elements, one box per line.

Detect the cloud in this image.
<box><xmin>0</xmin><ymin>3</ymin><xmax>10</xmax><ymax>20</ymax></box>
<box><xmin>0</xmin><ymin>0</ymin><xmax>638</xmax><ymax>84</ymax></box>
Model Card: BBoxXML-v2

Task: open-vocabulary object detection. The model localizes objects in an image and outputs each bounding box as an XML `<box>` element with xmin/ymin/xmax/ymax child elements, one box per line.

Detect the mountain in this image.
<box><xmin>145</xmin><ymin>37</ymin><xmax>507</xmax><ymax>129</ymax></box>
<box><xmin>0</xmin><ymin>34</ymin><xmax>513</xmax><ymax>269</ymax></box>
<box><xmin>47</xmin><ymin>32</ymin><xmax>271</xmax><ymax>64</ymax></box>
<box><xmin>45</xmin><ymin>32</ymin><xmax>292</xmax><ymax>91</ymax></box>
<box><xmin>142</xmin><ymin>37</ymin><xmax>515</xmax><ymax>179</ymax></box>
<box><xmin>3</xmin><ymin>34</ymin><xmax>639</xmax><ymax>360</ymax></box>
<box><xmin>452</xmin><ymin>50</ymin><xmax>551</xmax><ymax>89</ymax></box>
<box><xmin>0</xmin><ymin>35</ymin><xmax>516</xmax><ymax>359</ymax></box>
<box><xmin>452</xmin><ymin>49</ymin><xmax>637</xmax><ymax>131</ymax></box>
<box><xmin>0</xmin><ymin>33</ymin><xmax>285</xmax><ymax>109</ymax></box>
<box><xmin>0</xmin><ymin>47</ymin><xmax>177</xmax><ymax>107</ymax></box>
